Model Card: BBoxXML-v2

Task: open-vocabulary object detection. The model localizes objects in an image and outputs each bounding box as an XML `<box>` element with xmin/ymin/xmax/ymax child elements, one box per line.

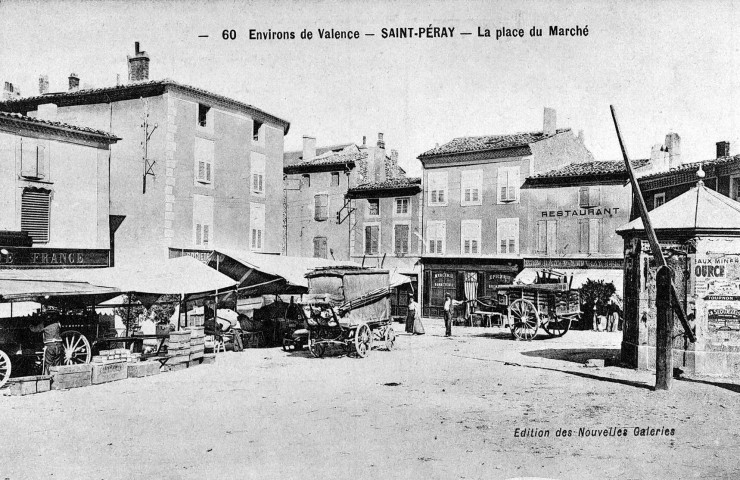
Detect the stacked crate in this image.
<box><xmin>187</xmin><ymin>327</ymin><xmax>205</xmax><ymax>364</ymax></box>
<box><xmin>165</xmin><ymin>330</ymin><xmax>191</xmax><ymax>371</ymax></box>
<box><xmin>92</xmin><ymin>348</ymin><xmax>141</xmax><ymax>363</ymax></box>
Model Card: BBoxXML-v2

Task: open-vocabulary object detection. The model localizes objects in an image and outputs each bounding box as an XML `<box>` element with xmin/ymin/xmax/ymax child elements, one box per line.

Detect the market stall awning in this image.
<box><xmin>0</xmin><ymin>269</ymin><xmax>120</xmax><ymax>303</ymax></box>
<box><xmin>83</xmin><ymin>256</ymin><xmax>238</xmax><ymax>296</ymax></box>
<box><xmin>514</xmin><ymin>268</ymin><xmax>623</xmax><ymax>293</ymax></box>
<box><xmin>209</xmin><ymin>249</ymin><xmax>359</xmax><ymax>294</ymax></box>
<box><xmin>389</xmin><ymin>271</ymin><xmax>412</xmax><ymax>288</ymax></box>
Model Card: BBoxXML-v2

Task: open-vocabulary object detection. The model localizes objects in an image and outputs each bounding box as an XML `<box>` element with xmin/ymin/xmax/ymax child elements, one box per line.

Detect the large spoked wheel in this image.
<box><xmin>354</xmin><ymin>323</ymin><xmax>372</xmax><ymax>358</ymax></box>
<box><xmin>509</xmin><ymin>299</ymin><xmax>540</xmax><ymax>341</ymax></box>
<box><xmin>61</xmin><ymin>330</ymin><xmax>91</xmax><ymax>365</ymax></box>
<box><xmin>384</xmin><ymin>326</ymin><xmax>396</xmax><ymax>351</ymax></box>
<box><xmin>0</xmin><ymin>349</ymin><xmax>11</xmax><ymax>389</ymax></box>
<box><xmin>543</xmin><ymin>315</ymin><xmax>572</xmax><ymax>337</ymax></box>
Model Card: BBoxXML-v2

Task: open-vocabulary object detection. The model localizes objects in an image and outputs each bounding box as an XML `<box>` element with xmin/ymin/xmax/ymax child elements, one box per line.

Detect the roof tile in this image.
<box><xmin>419</xmin><ymin>128</ymin><xmax>571</xmax><ymax>158</ymax></box>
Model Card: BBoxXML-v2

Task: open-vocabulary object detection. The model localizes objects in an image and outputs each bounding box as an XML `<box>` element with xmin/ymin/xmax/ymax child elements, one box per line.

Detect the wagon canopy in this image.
<box><xmin>305</xmin><ymin>267</ymin><xmax>391</xmax><ymax>325</ymax></box>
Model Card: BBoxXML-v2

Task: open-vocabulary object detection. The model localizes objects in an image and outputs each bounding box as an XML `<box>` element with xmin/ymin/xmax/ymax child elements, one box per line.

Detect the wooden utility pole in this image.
<box><xmin>610</xmin><ymin>105</ymin><xmax>696</xmax><ymax>344</ymax></box>
<box><xmin>656</xmin><ymin>266</ymin><xmax>674</xmax><ymax>390</ymax></box>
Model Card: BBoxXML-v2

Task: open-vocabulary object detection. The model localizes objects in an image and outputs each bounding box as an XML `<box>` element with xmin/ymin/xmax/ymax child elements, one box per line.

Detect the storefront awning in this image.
<box><xmin>514</xmin><ymin>268</ymin><xmax>623</xmax><ymax>293</ymax></box>
<box><xmin>0</xmin><ymin>268</ymin><xmax>120</xmax><ymax>303</ymax></box>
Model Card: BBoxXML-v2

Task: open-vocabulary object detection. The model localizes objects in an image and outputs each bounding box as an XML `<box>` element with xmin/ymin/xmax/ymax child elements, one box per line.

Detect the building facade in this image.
<box><xmin>417</xmin><ymin>108</ymin><xmax>595</xmax><ymax>317</ymax></box>
<box><xmin>0</xmin><ymin>111</ymin><xmax>119</xmax><ymax>268</ymax></box>
<box><xmin>0</xmin><ymin>43</ymin><xmax>289</xmax><ymax>267</ymax></box>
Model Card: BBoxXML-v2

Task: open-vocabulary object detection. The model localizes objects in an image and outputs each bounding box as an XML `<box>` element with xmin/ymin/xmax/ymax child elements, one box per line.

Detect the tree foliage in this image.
<box><xmin>580</xmin><ymin>279</ymin><xmax>616</xmax><ymax>315</ymax></box>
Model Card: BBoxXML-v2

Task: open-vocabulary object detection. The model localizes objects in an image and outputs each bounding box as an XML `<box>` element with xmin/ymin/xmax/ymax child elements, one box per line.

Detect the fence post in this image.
<box><xmin>656</xmin><ymin>266</ymin><xmax>674</xmax><ymax>391</ymax></box>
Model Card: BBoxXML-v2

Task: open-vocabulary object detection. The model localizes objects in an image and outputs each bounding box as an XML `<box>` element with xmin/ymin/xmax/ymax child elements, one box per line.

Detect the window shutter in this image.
<box><xmin>198</xmin><ymin>161</ymin><xmax>205</xmax><ymax>181</ymax></box>
<box><xmin>537</xmin><ymin>221</ymin><xmax>547</xmax><ymax>252</ymax></box>
<box><xmin>203</xmin><ymin>225</ymin><xmax>209</xmax><ymax>246</ymax></box>
<box><xmin>579</xmin><ymin>186</ymin><xmax>589</xmax><ymax>207</ymax></box>
<box><xmin>507</xmin><ymin>168</ymin><xmax>519</xmax><ymax>201</ymax></box>
<box><xmin>21</xmin><ymin>189</ymin><xmax>51</xmax><ymax>243</ymax></box>
<box><xmin>257</xmin><ymin>230</ymin><xmax>262</xmax><ymax>249</ymax></box>
<box><xmin>546</xmin><ymin>220</ymin><xmax>557</xmax><ymax>254</ymax></box>
<box><xmin>472</xmin><ymin>240</ymin><xmax>478</xmax><ymax>254</ymax></box>
<box><xmin>589</xmin><ymin>219</ymin><xmax>600</xmax><ymax>253</ymax></box>
<box><xmin>196</xmin><ymin>224</ymin><xmax>202</xmax><ymax>245</ymax></box>
<box><xmin>579</xmin><ymin>220</ymin><xmax>589</xmax><ymax>253</ymax></box>
<box><xmin>590</xmin><ymin>186</ymin><xmax>601</xmax><ymax>207</ymax></box>
<box><xmin>438</xmin><ymin>189</ymin><xmax>445</xmax><ymax>203</ymax></box>
<box><xmin>365</xmin><ymin>226</ymin><xmax>372</xmax><ymax>254</ymax></box>
<box><xmin>36</xmin><ymin>145</ymin><xmax>46</xmax><ymax>179</ymax></box>
<box><xmin>206</xmin><ymin>163</ymin><xmax>212</xmax><ymax>182</ymax></box>
<box><xmin>498</xmin><ymin>169</ymin><xmax>508</xmax><ymax>201</ymax></box>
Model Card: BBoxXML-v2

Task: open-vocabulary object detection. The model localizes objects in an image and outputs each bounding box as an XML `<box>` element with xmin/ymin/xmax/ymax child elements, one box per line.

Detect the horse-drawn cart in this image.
<box><xmin>475</xmin><ymin>270</ymin><xmax>581</xmax><ymax>341</ymax></box>
<box><xmin>284</xmin><ymin>267</ymin><xmax>395</xmax><ymax>358</ymax></box>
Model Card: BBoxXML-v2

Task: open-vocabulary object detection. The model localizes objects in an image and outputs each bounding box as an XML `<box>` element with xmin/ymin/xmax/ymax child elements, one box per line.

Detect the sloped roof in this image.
<box><xmin>617</xmin><ymin>181</ymin><xmax>740</xmax><ymax>234</ymax></box>
<box><xmin>418</xmin><ymin>128</ymin><xmax>571</xmax><ymax>158</ymax></box>
<box><xmin>283</xmin><ymin>151</ymin><xmax>366</xmax><ymax>174</ymax></box>
<box><xmin>348</xmin><ymin>177</ymin><xmax>421</xmax><ymax>191</ymax></box>
<box><xmin>531</xmin><ymin>159</ymin><xmax>650</xmax><ymax>179</ymax></box>
<box><xmin>0</xmin><ymin>111</ymin><xmax>120</xmax><ymax>143</ymax></box>
<box><xmin>0</xmin><ymin>79</ymin><xmax>290</xmax><ymax>134</ymax></box>
<box><xmin>639</xmin><ymin>155</ymin><xmax>740</xmax><ymax>181</ymax></box>
<box><xmin>284</xmin><ymin>143</ymin><xmax>355</xmax><ymax>165</ymax></box>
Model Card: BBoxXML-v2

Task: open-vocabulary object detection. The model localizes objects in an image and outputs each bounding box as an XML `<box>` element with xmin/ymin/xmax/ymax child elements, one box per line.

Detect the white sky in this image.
<box><xmin>2</xmin><ymin>0</ymin><xmax>739</xmax><ymax>176</ymax></box>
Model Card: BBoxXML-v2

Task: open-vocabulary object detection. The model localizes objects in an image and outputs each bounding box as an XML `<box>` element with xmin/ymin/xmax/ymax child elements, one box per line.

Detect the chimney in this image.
<box><xmin>387</xmin><ymin>149</ymin><xmax>399</xmax><ymax>179</ymax></box>
<box><xmin>38</xmin><ymin>75</ymin><xmax>49</xmax><ymax>95</ymax></box>
<box><xmin>543</xmin><ymin>107</ymin><xmax>556</xmax><ymax>136</ymax></box>
<box><xmin>362</xmin><ymin>135</ymin><xmax>366</xmax><ymax>147</ymax></box>
<box><xmin>374</xmin><ymin>132</ymin><xmax>386</xmax><ymax>182</ymax></box>
<box><xmin>716</xmin><ymin>141</ymin><xmax>730</xmax><ymax>158</ymax></box>
<box><xmin>665</xmin><ymin>132</ymin><xmax>681</xmax><ymax>169</ymax></box>
<box><xmin>37</xmin><ymin>103</ymin><xmax>58</xmax><ymax>122</ymax></box>
<box><xmin>3</xmin><ymin>81</ymin><xmax>20</xmax><ymax>100</ymax></box>
<box><xmin>128</xmin><ymin>41</ymin><xmax>150</xmax><ymax>83</ymax></box>
<box><xmin>68</xmin><ymin>73</ymin><xmax>79</xmax><ymax>91</ymax></box>
<box><xmin>302</xmin><ymin>135</ymin><xmax>316</xmax><ymax>161</ymax></box>
<box><xmin>650</xmin><ymin>144</ymin><xmax>668</xmax><ymax>173</ymax></box>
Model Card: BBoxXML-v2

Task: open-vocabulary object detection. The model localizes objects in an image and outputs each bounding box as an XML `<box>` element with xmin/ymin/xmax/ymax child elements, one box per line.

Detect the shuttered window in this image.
<box><xmin>194</xmin><ymin>137</ymin><xmax>214</xmax><ymax>184</ymax></box>
<box><xmin>313</xmin><ymin>237</ymin><xmax>328</xmax><ymax>258</ymax></box>
<box><xmin>20</xmin><ymin>141</ymin><xmax>47</xmax><ymax>180</ymax></box>
<box><xmin>314</xmin><ymin>194</ymin><xmax>329</xmax><ymax>221</ymax></box>
<box><xmin>21</xmin><ymin>189</ymin><xmax>51</xmax><ymax>243</ymax></box>
<box><xmin>394</xmin><ymin>224</ymin><xmax>409</xmax><ymax>254</ymax></box>
<box><xmin>364</xmin><ymin>225</ymin><xmax>379</xmax><ymax>254</ymax></box>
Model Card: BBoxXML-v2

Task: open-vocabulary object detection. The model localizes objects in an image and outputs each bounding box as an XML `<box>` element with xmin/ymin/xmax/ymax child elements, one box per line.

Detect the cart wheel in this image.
<box><xmin>508</xmin><ymin>299</ymin><xmax>540</xmax><ymax>341</ymax></box>
<box><xmin>384</xmin><ymin>326</ymin><xmax>396</xmax><ymax>351</ymax></box>
<box><xmin>61</xmin><ymin>330</ymin><xmax>91</xmax><ymax>365</ymax></box>
<box><xmin>543</xmin><ymin>315</ymin><xmax>572</xmax><ymax>337</ymax></box>
<box><xmin>0</xmin><ymin>349</ymin><xmax>11</xmax><ymax>389</ymax></box>
<box><xmin>354</xmin><ymin>323</ymin><xmax>372</xmax><ymax>358</ymax></box>
<box><xmin>308</xmin><ymin>335</ymin><xmax>325</xmax><ymax>358</ymax></box>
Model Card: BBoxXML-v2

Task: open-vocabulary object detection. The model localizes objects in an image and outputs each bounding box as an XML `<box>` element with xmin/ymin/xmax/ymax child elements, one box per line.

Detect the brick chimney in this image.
<box><xmin>717</xmin><ymin>141</ymin><xmax>730</xmax><ymax>158</ymax></box>
<box><xmin>665</xmin><ymin>132</ymin><xmax>681</xmax><ymax>169</ymax></box>
<box><xmin>543</xmin><ymin>107</ymin><xmax>556</xmax><ymax>136</ymax></box>
<box><xmin>39</xmin><ymin>75</ymin><xmax>49</xmax><ymax>95</ymax></box>
<box><xmin>68</xmin><ymin>73</ymin><xmax>79</xmax><ymax>91</ymax></box>
<box><xmin>302</xmin><ymin>135</ymin><xmax>316</xmax><ymax>161</ymax></box>
<box><xmin>128</xmin><ymin>42</ymin><xmax>150</xmax><ymax>82</ymax></box>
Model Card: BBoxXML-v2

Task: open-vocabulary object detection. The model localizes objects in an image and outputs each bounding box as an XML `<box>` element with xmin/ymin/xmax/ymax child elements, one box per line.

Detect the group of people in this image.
<box><xmin>405</xmin><ymin>292</ymin><xmax>464</xmax><ymax>337</ymax></box>
<box><xmin>592</xmin><ymin>299</ymin><xmax>622</xmax><ymax>332</ymax></box>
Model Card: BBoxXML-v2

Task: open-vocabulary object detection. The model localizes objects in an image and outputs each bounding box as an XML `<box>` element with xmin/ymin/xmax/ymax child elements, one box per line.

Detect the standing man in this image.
<box><xmin>443</xmin><ymin>293</ymin><xmax>463</xmax><ymax>337</ymax></box>
<box><xmin>30</xmin><ymin>313</ymin><xmax>64</xmax><ymax>374</ymax></box>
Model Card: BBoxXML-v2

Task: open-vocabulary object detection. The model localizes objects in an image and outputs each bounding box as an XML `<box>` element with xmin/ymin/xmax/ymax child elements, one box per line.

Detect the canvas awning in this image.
<box><xmin>209</xmin><ymin>249</ymin><xmax>359</xmax><ymax>294</ymax></box>
<box><xmin>514</xmin><ymin>268</ymin><xmax>623</xmax><ymax>294</ymax></box>
<box><xmin>0</xmin><ymin>268</ymin><xmax>120</xmax><ymax>304</ymax></box>
<box><xmin>83</xmin><ymin>256</ymin><xmax>237</xmax><ymax>296</ymax></box>
<box><xmin>389</xmin><ymin>271</ymin><xmax>412</xmax><ymax>288</ymax></box>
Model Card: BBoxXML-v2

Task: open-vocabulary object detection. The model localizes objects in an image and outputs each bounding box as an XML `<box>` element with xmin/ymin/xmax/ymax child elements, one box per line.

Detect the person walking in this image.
<box><xmin>606</xmin><ymin>300</ymin><xmax>619</xmax><ymax>333</ymax></box>
<box><xmin>30</xmin><ymin>313</ymin><xmax>64</xmax><ymax>374</ymax></box>
<box><xmin>409</xmin><ymin>297</ymin><xmax>424</xmax><ymax>335</ymax></box>
<box><xmin>443</xmin><ymin>293</ymin><xmax>463</xmax><ymax>337</ymax></box>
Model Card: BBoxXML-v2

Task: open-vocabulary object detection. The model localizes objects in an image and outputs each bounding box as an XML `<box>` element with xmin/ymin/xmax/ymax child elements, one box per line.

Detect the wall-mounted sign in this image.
<box><xmin>432</xmin><ymin>271</ymin><xmax>455</xmax><ymax>288</ymax></box>
<box><xmin>524</xmin><ymin>258</ymin><xmax>623</xmax><ymax>270</ymax></box>
<box><xmin>168</xmin><ymin>248</ymin><xmax>213</xmax><ymax>263</ymax></box>
<box><xmin>0</xmin><ymin>248</ymin><xmax>109</xmax><ymax>268</ymax></box>
<box><xmin>540</xmin><ymin>207</ymin><xmax>621</xmax><ymax>218</ymax></box>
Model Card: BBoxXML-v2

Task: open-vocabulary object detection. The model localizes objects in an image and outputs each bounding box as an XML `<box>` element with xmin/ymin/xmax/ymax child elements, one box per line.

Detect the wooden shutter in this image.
<box><xmin>203</xmin><ymin>225</ymin><xmax>209</xmax><ymax>246</ymax></box>
<box><xmin>590</xmin><ymin>186</ymin><xmax>601</xmax><ymax>207</ymax></box>
<box><xmin>537</xmin><ymin>221</ymin><xmax>547</xmax><ymax>252</ymax></box>
<box><xmin>579</xmin><ymin>186</ymin><xmax>589</xmax><ymax>207</ymax></box>
<box><xmin>589</xmin><ymin>219</ymin><xmax>600</xmax><ymax>253</ymax></box>
<box><xmin>21</xmin><ymin>189</ymin><xmax>51</xmax><ymax>243</ymax></box>
<box><xmin>196</xmin><ymin>224</ymin><xmax>202</xmax><ymax>245</ymax></box>
<box><xmin>395</xmin><ymin>224</ymin><xmax>409</xmax><ymax>254</ymax></box>
<box><xmin>579</xmin><ymin>219</ymin><xmax>589</xmax><ymax>253</ymax></box>
<box><xmin>546</xmin><ymin>220</ymin><xmax>557</xmax><ymax>254</ymax></box>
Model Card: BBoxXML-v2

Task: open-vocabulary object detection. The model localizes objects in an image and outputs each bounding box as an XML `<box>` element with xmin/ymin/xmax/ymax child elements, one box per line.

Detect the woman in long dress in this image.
<box><xmin>409</xmin><ymin>297</ymin><xmax>425</xmax><ymax>335</ymax></box>
<box><xmin>405</xmin><ymin>297</ymin><xmax>415</xmax><ymax>333</ymax></box>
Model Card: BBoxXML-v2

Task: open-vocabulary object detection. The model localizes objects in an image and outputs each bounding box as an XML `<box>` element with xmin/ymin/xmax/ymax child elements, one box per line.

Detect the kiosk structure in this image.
<box><xmin>617</xmin><ymin>177</ymin><xmax>740</xmax><ymax>377</ymax></box>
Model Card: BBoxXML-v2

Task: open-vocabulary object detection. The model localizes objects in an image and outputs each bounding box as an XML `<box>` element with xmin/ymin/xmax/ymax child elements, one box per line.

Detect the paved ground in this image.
<box><xmin>1</xmin><ymin>319</ymin><xmax>739</xmax><ymax>480</ymax></box>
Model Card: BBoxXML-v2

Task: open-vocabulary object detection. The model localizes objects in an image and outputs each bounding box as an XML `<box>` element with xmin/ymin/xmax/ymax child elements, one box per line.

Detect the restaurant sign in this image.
<box><xmin>0</xmin><ymin>247</ymin><xmax>110</xmax><ymax>268</ymax></box>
